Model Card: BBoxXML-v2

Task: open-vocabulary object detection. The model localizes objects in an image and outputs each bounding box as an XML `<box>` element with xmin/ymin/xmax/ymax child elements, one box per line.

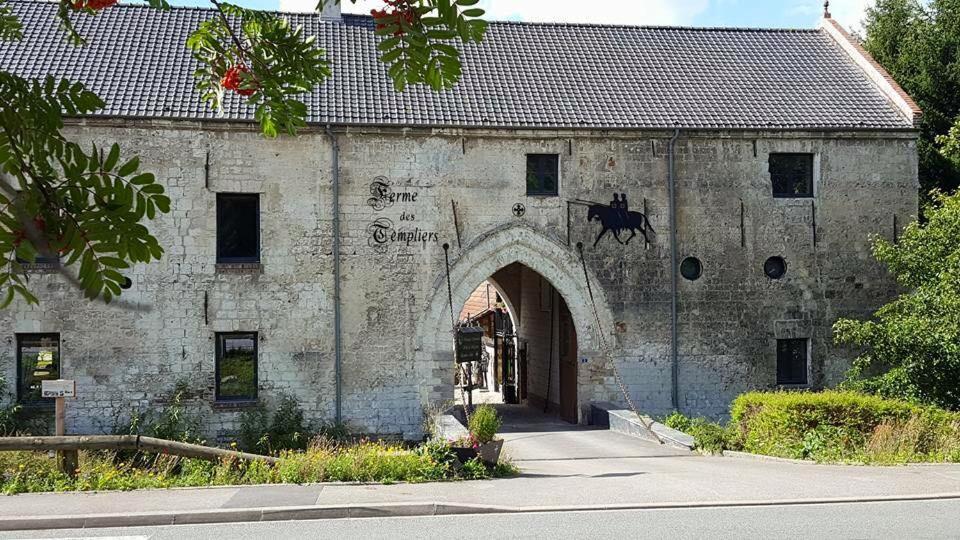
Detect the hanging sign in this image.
<box><xmin>456</xmin><ymin>327</ymin><xmax>484</xmax><ymax>364</ymax></box>
<box><xmin>41</xmin><ymin>379</ymin><xmax>76</xmax><ymax>399</ymax></box>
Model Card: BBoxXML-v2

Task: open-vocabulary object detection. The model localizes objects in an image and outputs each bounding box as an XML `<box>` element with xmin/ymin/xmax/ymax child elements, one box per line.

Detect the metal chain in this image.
<box><xmin>577</xmin><ymin>242</ymin><xmax>663</xmax><ymax>445</ymax></box>
<box><xmin>444</xmin><ymin>244</ymin><xmax>471</xmax><ymax>425</ymax></box>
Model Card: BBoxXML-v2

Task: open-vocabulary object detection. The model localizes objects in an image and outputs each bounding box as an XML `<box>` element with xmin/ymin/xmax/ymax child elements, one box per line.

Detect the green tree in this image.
<box><xmin>0</xmin><ymin>0</ymin><xmax>486</xmax><ymax>306</ymax></box>
<box><xmin>863</xmin><ymin>0</ymin><xmax>960</xmax><ymax>196</ymax></box>
<box><xmin>834</xmin><ymin>191</ymin><xmax>960</xmax><ymax>410</ymax></box>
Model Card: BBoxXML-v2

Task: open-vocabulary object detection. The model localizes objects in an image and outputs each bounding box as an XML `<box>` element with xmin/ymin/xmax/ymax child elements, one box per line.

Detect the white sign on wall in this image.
<box><xmin>41</xmin><ymin>379</ymin><xmax>76</xmax><ymax>399</ymax></box>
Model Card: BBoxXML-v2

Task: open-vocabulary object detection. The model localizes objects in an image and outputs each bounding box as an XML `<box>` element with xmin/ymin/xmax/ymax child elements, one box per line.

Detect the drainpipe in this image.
<box><xmin>668</xmin><ymin>129</ymin><xmax>681</xmax><ymax>412</ymax></box>
<box><xmin>325</xmin><ymin>125</ymin><xmax>343</xmax><ymax>424</ymax></box>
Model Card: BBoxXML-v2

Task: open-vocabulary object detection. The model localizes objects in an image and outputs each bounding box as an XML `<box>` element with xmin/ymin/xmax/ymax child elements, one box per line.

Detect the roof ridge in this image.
<box><xmin>8</xmin><ymin>0</ymin><xmax>820</xmax><ymax>33</ymax></box>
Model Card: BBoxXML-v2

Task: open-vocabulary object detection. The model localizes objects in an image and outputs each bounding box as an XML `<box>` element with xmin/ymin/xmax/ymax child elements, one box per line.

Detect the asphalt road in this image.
<box><xmin>4</xmin><ymin>499</ymin><xmax>959</xmax><ymax>540</ymax></box>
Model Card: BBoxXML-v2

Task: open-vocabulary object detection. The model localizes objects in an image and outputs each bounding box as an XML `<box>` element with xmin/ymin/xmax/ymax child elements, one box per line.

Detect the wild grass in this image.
<box><xmin>0</xmin><ymin>436</ymin><xmax>518</xmax><ymax>495</ymax></box>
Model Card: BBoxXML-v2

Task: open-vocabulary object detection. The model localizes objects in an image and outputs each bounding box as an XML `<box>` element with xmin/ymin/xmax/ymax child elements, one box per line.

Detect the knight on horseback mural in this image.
<box><xmin>586</xmin><ymin>193</ymin><xmax>654</xmax><ymax>248</ymax></box>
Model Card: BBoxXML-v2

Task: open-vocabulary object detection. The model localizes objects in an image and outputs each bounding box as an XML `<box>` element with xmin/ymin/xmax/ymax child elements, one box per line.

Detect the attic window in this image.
<box><xmin>769</xmin><ymin>153</ymin><xmax>814</xmax><ymax>198</ymax></box>
<box><xmin>526</xmin><ymin>154</ymin><xmax>559</xmax><ymax>196</ymax></box>
<box><xmin>217</xmin><ymin>193</ymin><xmax>260</xmax><ymax>264</ymax></box>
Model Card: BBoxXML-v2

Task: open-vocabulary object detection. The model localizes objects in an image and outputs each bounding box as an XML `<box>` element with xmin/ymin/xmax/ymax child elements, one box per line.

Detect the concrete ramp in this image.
<box><xmin>590</xmin><ymin>402</ymin><xmax>695</xmax><ymax>451</ymax></box>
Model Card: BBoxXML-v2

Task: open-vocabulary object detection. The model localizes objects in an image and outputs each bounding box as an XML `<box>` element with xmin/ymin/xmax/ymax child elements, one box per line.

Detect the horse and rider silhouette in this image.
<box><xmin>587</xmin><ymin>193</ymin><xmax>655</xmax><ymax>247</ymax></box>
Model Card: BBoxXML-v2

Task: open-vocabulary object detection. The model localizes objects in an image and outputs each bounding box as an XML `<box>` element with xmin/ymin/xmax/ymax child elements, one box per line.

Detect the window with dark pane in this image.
<box><xmin>216</xmin><ymin>333</ymin><xmax>258</xmax><ymax>401</ymax></box>
<box><xmin>216</xmin><ymin>194</ymin><xmax>260</xmax><ymax>263</ymax></box>
<box><xmin>17</xmin><ymin>334</ymin><xmax>60</xmax><ymax>404</ymax></box>
<box><xmin>769</xmin><ymin>153</ymin><xmax>814</xmax><ymax>198</ymax></box>
<box><xmin>526</xmin><ymin>154</ymin><xmax>559</xmax><ymax>196</ymax></box>
<box><xmin>776</xmin><ymin>338</ymin><xmax>808</xmax><ymax>385</ymax></box>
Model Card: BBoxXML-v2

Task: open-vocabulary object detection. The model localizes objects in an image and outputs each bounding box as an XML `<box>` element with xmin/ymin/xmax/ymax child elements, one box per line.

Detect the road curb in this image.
<box><xmin>3</xmin><ymin>493</ymin><xmax>960</xmax><ymax>531</ymax></box>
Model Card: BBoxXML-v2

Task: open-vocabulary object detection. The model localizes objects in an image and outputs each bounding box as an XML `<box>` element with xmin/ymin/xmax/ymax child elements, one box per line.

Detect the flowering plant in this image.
<box><xmin>449</xmin><ymin>434</ymin><xmax>480</xmax><ymax>450</ymax></box>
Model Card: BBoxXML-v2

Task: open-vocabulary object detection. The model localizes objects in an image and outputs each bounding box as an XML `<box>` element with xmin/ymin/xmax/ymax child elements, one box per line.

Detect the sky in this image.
<box><xmin>167</xmin><ymin>0</ymin><xmax>875</xmax><ymax>31</ymax></box>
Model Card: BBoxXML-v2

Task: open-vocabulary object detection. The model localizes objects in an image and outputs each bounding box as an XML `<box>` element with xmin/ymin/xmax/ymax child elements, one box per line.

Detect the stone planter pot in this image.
<box><xmin>451</xmin><ymin>446</ymin><xmax>478</xmax><ymax>464</ymax></box>
<box><xmin>476</xmin><ymin>439</ymin><xmax>503</xmax><ymax>466</ymax></box>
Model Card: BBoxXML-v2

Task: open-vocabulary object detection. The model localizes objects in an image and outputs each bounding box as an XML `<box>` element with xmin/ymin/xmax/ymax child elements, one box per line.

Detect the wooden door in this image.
<box><xmin>558</xmin><ymin>306</ymin><xmax>578</xmax><ymax>423</ymax></box>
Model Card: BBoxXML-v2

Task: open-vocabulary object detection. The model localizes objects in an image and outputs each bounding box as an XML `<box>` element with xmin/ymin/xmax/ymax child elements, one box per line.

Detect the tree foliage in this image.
<box><xmin>834</xmin><ymin>191</ymin><xmax>960</xmax><ymax>410</ymax></box>
<box><xmin>0</xmin><ymin>0</ymin><xmax>487</xmax><ymax>306</ymax></box>
<box><xmin>863</xmin><ymin>0</ymin><xmax>960</xmax><ymax>196</ymax></box>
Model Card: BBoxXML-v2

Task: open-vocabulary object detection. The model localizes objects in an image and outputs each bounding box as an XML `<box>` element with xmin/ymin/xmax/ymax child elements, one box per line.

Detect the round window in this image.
<box><xmin>764</xmin><ymin>256</ymin><xmax>787</xmax><ymax>280</ymax></box>
<box><xmin>680</xmin><ymin>256</ymin><xmax>703</xmax><ymax>281</ymax></box>
<box><xmin>120</xmin><ymin>277</ymin><xmax>133</xmax><ymax>290</ymax></box>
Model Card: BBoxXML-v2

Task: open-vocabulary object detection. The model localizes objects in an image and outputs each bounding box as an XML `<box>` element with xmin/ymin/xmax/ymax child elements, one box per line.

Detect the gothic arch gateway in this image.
<box><xmin>416</xmin><ymin>224</ymin><xmax>617</xmax><ymax>423</ymax></box>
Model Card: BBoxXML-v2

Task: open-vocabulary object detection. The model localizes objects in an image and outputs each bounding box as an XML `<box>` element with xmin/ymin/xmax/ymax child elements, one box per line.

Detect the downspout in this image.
<box><xmin>325</xmin><ymin>125</ymin><xmax>343</xmax><ymax>424</ymax></box>
<box><xmin>667</xmin><ymin>129</ymin><xmax>681</xmax><ymax>411</ymax></box>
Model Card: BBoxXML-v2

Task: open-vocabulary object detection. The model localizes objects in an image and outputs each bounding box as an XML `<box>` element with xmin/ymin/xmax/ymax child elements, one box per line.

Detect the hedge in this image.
<box><xmin>729</xmin><ymin>391</ymin><xmax>960</xmax><ymax>463</ymax></box>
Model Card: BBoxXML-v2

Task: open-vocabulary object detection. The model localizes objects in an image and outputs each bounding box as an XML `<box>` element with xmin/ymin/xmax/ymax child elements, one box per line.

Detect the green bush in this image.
<box><xmin>0</xmin><ymin>375</ymin><xmax>22</xmax><ymax>436</ymax></box>
<box><xmin>730</xmin><ymin>390</ymin><xmax>960</xmax><ymax>462</ymax></box>
<box><xmin>468</xmin><ymin>405</ymin><xmax>502</xmax><ymax>444</ymax></box>
<box><xmin>833</xmin><ymin>191</ymin><xmax>960</xmax><ymax>410</ymax></box>
<box><xmin>661</xmin><ymin>412</ymin><xmax>731</xmax><ymax>454</ymax></box>
<box><xmin>238</xmin><ymin>395</ymin><xmax>316</xmax><ymax>455</ymax></box>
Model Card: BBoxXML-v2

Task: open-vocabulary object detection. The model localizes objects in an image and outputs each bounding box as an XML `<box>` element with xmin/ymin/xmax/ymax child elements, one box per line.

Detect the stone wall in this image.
<box><xmin>0</xmin><ymin>121</ymin><xmax>918</xmax><ymax>438</ymax></box>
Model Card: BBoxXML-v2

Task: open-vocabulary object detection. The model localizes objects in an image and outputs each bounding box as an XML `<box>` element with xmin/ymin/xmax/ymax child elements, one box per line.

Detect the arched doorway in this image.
<box><xmin>456</xmin><ymin>264</ymin><xmax>580</xmax><ymax>422</ymax></box>
<box><xmin>416</xmin><ymin>225</ymin><xmax>616</xmax><ymax>426</ymax></box>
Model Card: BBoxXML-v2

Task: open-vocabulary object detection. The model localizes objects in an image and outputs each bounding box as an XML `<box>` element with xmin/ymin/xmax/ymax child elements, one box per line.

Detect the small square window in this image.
<box><xmin>776</xmin><ymin>338</ymin><xmax>808</xmax><ymax>385</ymax></box>
<box><xmin>217</xmin><ymin>194</ymin><xmax>260</xmax><ymax>263</ymax></box>
<box><xmin>769</xmin><ymin>153</ymin><xmax>814</xmax><ymax>198</ymax></box>
<box><xmin>216</xmin><ymin>332</ymin><xmax>258</xmax><ymax>401</ymax></box>
<box><xmin>526</xmin><ymin>154</ymin><xmax>559</xmax><ymax>196</ymax></box>
<box><xmin>17</xmin><ymin>334</ymin><xmax>60</xmax><ymax>404</ymax></box>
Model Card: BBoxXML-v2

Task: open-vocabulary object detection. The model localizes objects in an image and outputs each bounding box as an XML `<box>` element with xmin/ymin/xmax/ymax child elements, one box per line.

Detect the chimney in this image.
<box><xmin>278</xmin><ymin>0</ymin><xmax>341</xmax><ymax>21</ymax></box>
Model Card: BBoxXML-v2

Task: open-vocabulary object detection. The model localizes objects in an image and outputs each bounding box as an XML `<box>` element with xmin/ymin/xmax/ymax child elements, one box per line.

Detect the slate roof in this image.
<box><xmin>0</xmin><ymin>1</ymin><xmax>915</xmax><ymax>130</ymax></box>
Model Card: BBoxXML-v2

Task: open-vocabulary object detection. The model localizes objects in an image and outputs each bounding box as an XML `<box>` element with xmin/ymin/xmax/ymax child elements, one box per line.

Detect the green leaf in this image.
<box><xmin>118</xmin><ymin>156</ymin><xmax>139</xmax><ymax>176</ymax></box>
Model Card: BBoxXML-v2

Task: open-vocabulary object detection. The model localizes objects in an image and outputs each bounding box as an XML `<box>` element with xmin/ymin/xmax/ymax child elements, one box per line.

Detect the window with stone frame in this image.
<box><xmin>216</xmin><ymin>193</ymin><xmax>260</xmax><ymax>263</ymax></box>
<box><xmin>776</xmin><ymin>338</ymin><xmax>809</xmax><ymax>385</ymax></box>
<box><xmin>16</xmin><ymin>334</ymin><xmax>60</xmax><ymax>405</ymax></box>
<box><xmin>526</xmin><ymin>154</ymin><xmax>559</xmax><ymax>196</ymax></box>
<box><xmin>215</xmin><ymin>332</ymin><xmax>258</xmax><ymax>401</ymax></box>
<box><xmin>769</xmin><ymin>153</ymin><xmax>814</xmax><ymax>198</ymax></box>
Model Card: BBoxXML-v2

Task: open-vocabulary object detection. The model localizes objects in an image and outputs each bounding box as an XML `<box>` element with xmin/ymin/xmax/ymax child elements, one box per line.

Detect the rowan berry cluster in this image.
<box><xmin>71</xmin><ymin>0</ymin><xmax>118</xmax><ymax>11</ymax></box>
<box><xmin>221</xmin><ymin>64</ymin><xmax>257</xmax><ymax>96</ymax></box>
<box><xmin>371</xmin><ymin>0</ymin><xmax>418</xmax><ymax>35</ymax></box>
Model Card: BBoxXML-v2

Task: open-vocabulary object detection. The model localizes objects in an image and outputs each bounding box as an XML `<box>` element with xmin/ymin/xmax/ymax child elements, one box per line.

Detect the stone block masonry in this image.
<box><xmin>0</xmin><ymin>122</ymin><xmax>918</xmax><ymax>439</ymax></box>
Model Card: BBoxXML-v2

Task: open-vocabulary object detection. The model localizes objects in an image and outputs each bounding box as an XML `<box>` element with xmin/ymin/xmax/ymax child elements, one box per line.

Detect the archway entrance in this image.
<box><xmin>456</xmin><ymin>263</ymin><xmax>579</xmax><ymax>424</ymax></box>
<box><xmin>416</xmin><ymin>225</ymin><xmax>618</xmax><ymax>432</ymax></box>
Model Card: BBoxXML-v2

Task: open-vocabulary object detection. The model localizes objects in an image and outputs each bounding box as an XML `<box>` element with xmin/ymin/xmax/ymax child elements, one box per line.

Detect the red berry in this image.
<box><xmin>221</xmin><ymin>65</ymin><xmax>257</xmax><ymax>97</ymax></box>
<box><xmin>72</xmin><ymin>0</ymin><xmax>118</xmax><ymax>10</ymax></box>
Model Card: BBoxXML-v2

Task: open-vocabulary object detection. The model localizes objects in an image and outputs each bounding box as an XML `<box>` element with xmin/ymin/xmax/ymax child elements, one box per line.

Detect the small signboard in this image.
<box><xmin>456</xmin><ymin>327</ymin><xmax>484</xmax><ymax>364</ymax></box>
<box><xmin>41</xmin><ymin>379</ymin><xmax>76</xmax><ymax>399</ymax></box>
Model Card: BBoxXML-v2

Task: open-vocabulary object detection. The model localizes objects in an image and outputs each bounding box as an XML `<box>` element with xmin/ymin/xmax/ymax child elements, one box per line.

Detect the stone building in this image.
<box><xmin>0</xmin><ymin>1</ymin><xmax>919</xmax><ymax>439</ymax></box>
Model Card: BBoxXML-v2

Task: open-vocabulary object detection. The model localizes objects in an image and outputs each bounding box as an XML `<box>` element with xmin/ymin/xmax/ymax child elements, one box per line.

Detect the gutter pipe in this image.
<box><xmin>326</xmin><ymin>125</ymin><xmax>343</xmax><ymax>424</ymax></box>
<box><xmin>668</xmin><ymin>128</ymin><xmax>681</xmax><ymax>412</ymax></box>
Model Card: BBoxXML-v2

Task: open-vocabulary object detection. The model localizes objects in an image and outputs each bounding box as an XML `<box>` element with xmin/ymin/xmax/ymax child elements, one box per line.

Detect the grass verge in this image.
<box><xmin>0</xmin><ymin>438</ymin><xmax>519</xmax><ymax>495</ymax></box>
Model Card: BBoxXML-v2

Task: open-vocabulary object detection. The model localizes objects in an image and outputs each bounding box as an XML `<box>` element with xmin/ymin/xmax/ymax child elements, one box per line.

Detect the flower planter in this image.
<box><xmin>451</xmin><ymin>445</ymin><xmax>478</xmax><ymax>464</ymax></box>
<box><xmin>476</xmin><ymin>439</ymin><xmax>503</xmax><ymax>466</ymax></box>
<box><xmin>450</xmin><ymin>439</ymin><xmax>503</xmax><ymax>466</ymax></box>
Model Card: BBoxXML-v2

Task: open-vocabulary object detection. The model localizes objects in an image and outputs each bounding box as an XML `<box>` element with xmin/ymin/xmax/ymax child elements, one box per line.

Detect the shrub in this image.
<box><xmin>265</xmin><ymin>395</ymin><xmax>310</xmax><ymax>452</ymax></box>
<box><xmin>834</xmin><ymin>191</ymin><xmax>960</xmax><ymax>410</ymax></box>
<box><xmin>662</xmin><ymin>411</ymin><xmax>692</xmax><ymax>433</ymax></box>
<box><xmin>148</xmin><ymin>383</ymin><xmax>203</xmax><ymax>443</ymax></box>
<box><xmin>459</xmin><ymin>457</ymin><xmax>489</xmax><ymax>480</ymax></box>
<box><xmin>238</xmin><ymin>404</ymin><xmax>270</xmax><ymax>453</ymax></box>
<box><xmin>730</xmin><ymin>390</ymin><xmax>960</xmax><ymax>462</ymax></box>
<box><xmin>0</xmin><ymin>375</ymin><xmax>22</xmax><ymax>436</ymax></box>
<box><xmin>468</xmin><ymin>405</ymin><xmax>501</xmax><ymax>444</ymax></box>
<box><xmin>239</xmin><ymin>395</ymin><xmax>315</xmax><ymax>455</ymax></box>
<box><xmin>661</xmin><ymin>412</ymin><xmax>731</xmax><ymax>454</ymax></box>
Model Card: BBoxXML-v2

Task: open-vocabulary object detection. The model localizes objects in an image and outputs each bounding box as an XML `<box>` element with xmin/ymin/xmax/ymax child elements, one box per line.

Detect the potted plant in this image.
<box><xmin>468</xmin><ymin>404</ymin><xmax>503</xmax><ymax>465</ymax></box>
